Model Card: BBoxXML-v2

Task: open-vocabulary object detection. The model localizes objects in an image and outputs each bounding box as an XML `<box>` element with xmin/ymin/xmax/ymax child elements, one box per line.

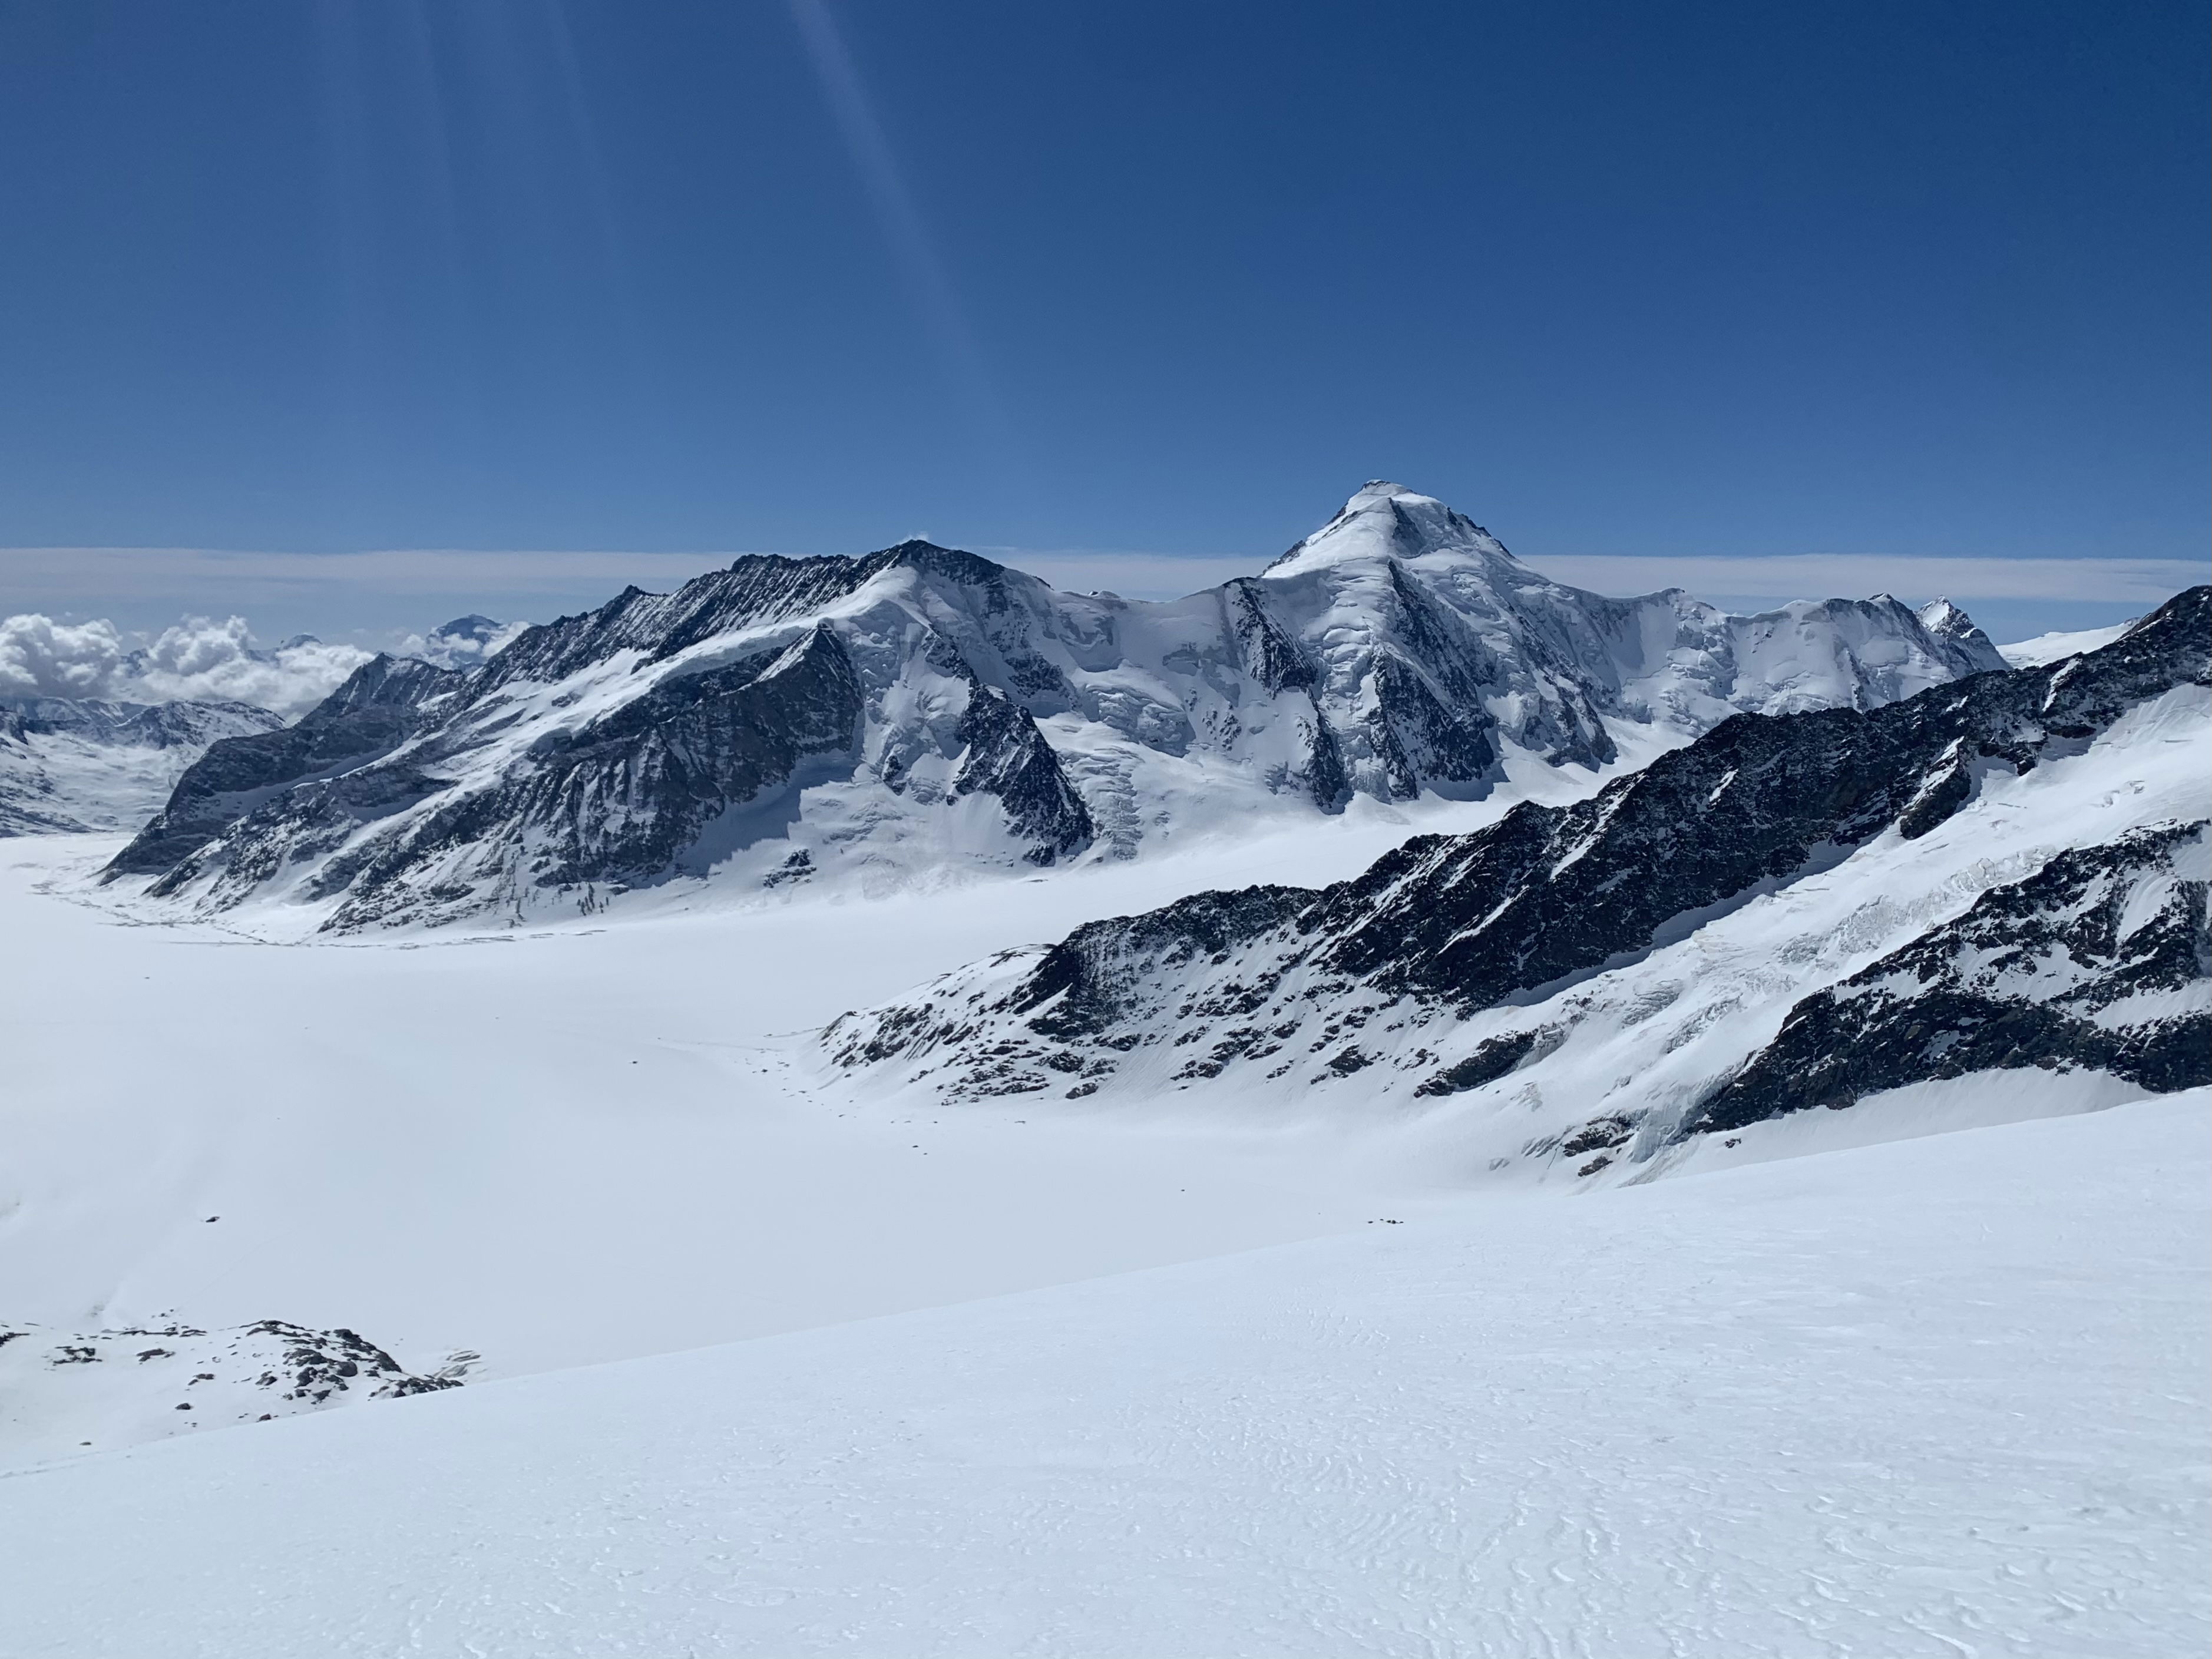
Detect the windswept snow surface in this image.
<box><xmin>0</xmin><ymin>804</ymin><xmax>1529</xmax><ymax>1445</ymax></box>
<box><xmin>2</xmin><ymin>1097</ymin><xmax>2204</xmax><ymax>1658</ymax></box>
<box><xmin>1999</xmin><ymin>622</ymin><xmax>2134</xmax><ymax>667</ymax></box>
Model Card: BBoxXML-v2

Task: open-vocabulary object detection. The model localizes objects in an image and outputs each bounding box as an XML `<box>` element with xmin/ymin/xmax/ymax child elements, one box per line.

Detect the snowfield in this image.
<box><xmin>2</xmin><ymin>577</ymin><xmax>2203</xmax><ymax>1656</ymax></box>
<box><xmin>0</xmin><ymin>695</ymin><xmax>280</xmax><ymax>835</ymax></box>
<box><xmin>0</xmin><ymin>807</ymin><xmax>1536</xmax><ymax>1435</ymax></box>
<box><xmin>2</xmin><ymin>1095</ymin><xmax>2203</xmax><ymax>1658</ymax></box>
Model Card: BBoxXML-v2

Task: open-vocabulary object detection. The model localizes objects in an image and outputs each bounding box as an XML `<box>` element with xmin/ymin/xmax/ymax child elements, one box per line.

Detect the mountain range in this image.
<box><xmin>0</xmin><ymin>696</ymin><xmax>284</xmax><ymax>836</ymax></box>
<box><xmin>100</xmin><ymin>483</ymin><xmax>2010</xmax><ymax>930</ymax></box>
<box><xmin>821</xmin><ymin>586</ymin><xmax>2210</xmax><ymax>1176</ymax></box>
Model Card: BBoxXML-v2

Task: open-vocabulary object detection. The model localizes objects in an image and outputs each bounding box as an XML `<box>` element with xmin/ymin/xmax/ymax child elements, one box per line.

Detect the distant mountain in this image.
<box><xmin>1914</xmin><ymin>596</ymin><xmax>2003</xmax><ymax>662</ymax></box>
<box><xmin>0</xmin><ymin>696</ymin><xmax>284</xmax><ymax>837</ymax></box>
<box><xmin>0</xmin><ymin>615</ymin><xmax>534</xmax><ymax>840</ymax></box>
<box><xmin>821</xmin><ymin>587</ymin><xmax>2210</xmax><ymax>1175</ymax></box>
<box><xmin>107</xmin><ymin>484</ymin><xmax>2009</xmax><ymax>930</ymax></box>
<box><xmin>412</xmin><ymin>614</ymin><xmax>530</xmax><ymax>671</ymax></box>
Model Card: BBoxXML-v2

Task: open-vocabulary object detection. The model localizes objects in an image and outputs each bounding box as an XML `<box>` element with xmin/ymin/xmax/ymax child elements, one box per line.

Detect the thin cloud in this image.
<box><xmin>0</xmin><ymin>547</ymin><xmax>729</xmax><ymax>609</ymax></box>
<box><xmin>4</xmin><ymin>543</ymin><xmax>2201</xmax><ymax>632</ymax></box>
<box><xmin>994</xmin><ymin>547</ymin><xmax>2210</xmax><ymax>607</ymax></box>
<box><xmin>1512</xmin><ymin>553</ymin><xmax>2210</xmax><ymax>607</ymax></box>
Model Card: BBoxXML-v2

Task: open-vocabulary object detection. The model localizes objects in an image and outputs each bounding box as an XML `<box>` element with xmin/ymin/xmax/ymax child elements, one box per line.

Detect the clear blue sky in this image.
<box><xmin>0</xmin><ymin>1</ymin><xmax>2204</xmax><ymax>636</ymax></box>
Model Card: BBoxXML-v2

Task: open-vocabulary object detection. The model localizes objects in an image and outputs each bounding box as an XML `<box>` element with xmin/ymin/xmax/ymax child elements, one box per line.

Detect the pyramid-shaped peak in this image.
<box><xmin>1265</xmin><ymin>481</ymin><xmax>1512</xmax><ymax>578</ymax></box>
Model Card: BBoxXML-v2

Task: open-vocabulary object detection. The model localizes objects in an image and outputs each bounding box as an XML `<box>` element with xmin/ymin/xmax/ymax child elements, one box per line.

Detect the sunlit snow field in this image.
<box><xmin>1</xmin><ymin>791</ymin><xmax>1550</xmax><ymax>1392</ymax></box>
<box><xmin>2</xmin><ymin>735</ymin><xmax>2206</xmax><ymax>1657</ymax></box>
<box><xmin>3</xmin><ymin>1096</ymin><xmax>2204</xmax><ymax>1657</ymax></box>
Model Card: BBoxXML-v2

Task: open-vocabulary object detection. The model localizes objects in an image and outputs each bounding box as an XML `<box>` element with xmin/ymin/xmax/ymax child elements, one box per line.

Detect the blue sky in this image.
<box><xmin>0</xmin><ymin>0</ymin><xmax>2204</xmax><ymax>642</ymax></box>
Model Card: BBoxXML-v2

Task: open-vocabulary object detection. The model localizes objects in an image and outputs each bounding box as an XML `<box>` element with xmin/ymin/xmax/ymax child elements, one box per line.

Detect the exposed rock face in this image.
<box><xmin>1916</xmin><ymin>597</ymin><xmax>2004</xmax><ymax>665</ymax></box>
<box><xmin>0</xmin><ymin>696</ymin><xmax>285</xmax><ymax>837</ymax></box>
<box><xmin>110</xmin><ymin>656</ymin><xmax>460</xmax><ymax>877</ymax></box>
<box><xmin>1300</xmin><ymin>582</ymin><xmax>2201</xmax><ymax>1012</ymax></box>
<box><xmin>0</xmin><ymin>1316</ymin><xmax>471</xmax><ymax>1466</ymax></box>
<box><xmin>1688</xmin><ymin>822</ymin><xmax>2210</xmax><ymax>1133</ymax></box>
<box><xmin>822</xmin><ymin>588</ymin><xmax>2210</xmax><ymax>1170</ymax></box>
<box><xmin>105</xmin><ymin>485</ymin><xmax>2015</xmax><ymax>930</ymax></box>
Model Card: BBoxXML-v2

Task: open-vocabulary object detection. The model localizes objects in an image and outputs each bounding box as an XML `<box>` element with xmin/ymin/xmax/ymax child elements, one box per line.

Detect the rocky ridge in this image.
<box><xmin>821</xmin><ymin>587</ymin><xmax>2211</xmax><ymax>1176</ymax></box>
<box><xmin>1690</xmin><ymin>820</ymin><xmax>2209</xmax><ymax>1133</ymax></box>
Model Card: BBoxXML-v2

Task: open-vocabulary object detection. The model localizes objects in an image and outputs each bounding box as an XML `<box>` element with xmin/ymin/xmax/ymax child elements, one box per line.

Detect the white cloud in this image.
<box><xmin>0</xmin><ymin>613</ymin><xmax>375</xmax><ymax>718</ymax></box>
<box><xmin>0</xmin><ymin>614</ymin><xmax>135</xmax><ymax>699</ymax></box>
<box><xmin>1506</xmin><ymin>553</ymin><xmax>2209</xmax><ymax>607</ymax></box>
<box><xmin>4</xmin><ymin>542</ymin><xmax>2201</xmax><ymax>617</ymax></box>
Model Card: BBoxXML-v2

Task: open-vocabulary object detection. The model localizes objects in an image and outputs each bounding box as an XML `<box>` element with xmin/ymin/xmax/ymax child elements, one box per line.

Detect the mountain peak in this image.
<box><xmin>1915</xmin><ymin>597</ymin><xmax>2008</xmax><ymax>672</ymax></box>
<box><xmin>1266</xmin><ymin>481</ymin><xmax>1512</xmax><ymax>578</ymax></box>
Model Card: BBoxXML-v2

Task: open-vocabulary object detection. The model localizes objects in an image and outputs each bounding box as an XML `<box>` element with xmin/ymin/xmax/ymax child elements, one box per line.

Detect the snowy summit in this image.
<box><xmin>93</xmin><ymin>483</ymin><xmax>2008</xmax><ymax>933</ymax></box>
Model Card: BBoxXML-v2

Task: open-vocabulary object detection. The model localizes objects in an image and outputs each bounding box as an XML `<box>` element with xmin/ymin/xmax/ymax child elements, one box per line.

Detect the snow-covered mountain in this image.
<box><xmin>822</xmin><ymin>587</ymin><xmax>2211</xmax><ymax>1177</ymax></box>
<box><xmin>103</xmin><ymin>483</ymin><xmax>2009</xmax><ymax>930</ymax></box>
<box><xmin>407</xmin><ymin>613</ymin><xmax>531</xmax><ymax>671</ymax></box>
<box><xmin>1999</xmin><ymin>619</ymin><xmax>2135</xmax><ymax>668</ymax></box>
<box><xmin>0</xmin><ymin>615</ymin><xmax>535</xmax><ymax>839</ymax></box>
<box><xmin>0</xmin><ymin>696</ymin><xmax>284</xmax><ymax>835</ymax></box>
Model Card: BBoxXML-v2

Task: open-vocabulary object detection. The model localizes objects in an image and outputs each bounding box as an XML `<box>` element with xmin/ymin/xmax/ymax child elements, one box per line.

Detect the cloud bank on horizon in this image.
<box><xmin>0</xmin><ymin>612</ymin><xmax>528</xmax><ymax>717</ymax></box>
<box><xmin>2</xmin><ymin>540</ymin><xmax>2203</xmax><ymax>622</ymax></box>
<box><xmin>4</xmin><ymin>506</ymin><xmax>2203</xmax><ymax>716</ymax></box>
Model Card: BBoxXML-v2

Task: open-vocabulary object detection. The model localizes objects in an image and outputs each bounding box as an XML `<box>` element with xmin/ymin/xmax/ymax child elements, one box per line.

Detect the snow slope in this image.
<box><xmin>6</xmin><ymin>596</ymin><xmax>2198</xmax><ymax>1466</ymax></box>
<box><xmin>2</xmin><ymin>1096</ymin><xmax>2203</xmax><ymax>1659</ymax></box>
<box><xmin>0</xmin><ymin>696</ymin><xmax>281</xmax><ymax>835</ymax></box>
<box><xmin>100</xmin><ymin>483</ymin><xmax>2008</xmax><ymax>932</ymax></box>
<box><xmin>2000</xmin><ymin>621</ymin><xmax>2134</xmax><ymax>667</ymax></box>
<box><xmin>1</xmin><ymin>806</ymin><xmax>1517</xmax><ymax>1456</ymax></box>
<box><xmin>0</xmin><ymin>1317</ymin><xmax>468</xmax><ymax>1466</ymax></box>
<box><xmin>0</xmin><ymin>619</ymin><xmax>526</xmax><ymax>838</ymax></box>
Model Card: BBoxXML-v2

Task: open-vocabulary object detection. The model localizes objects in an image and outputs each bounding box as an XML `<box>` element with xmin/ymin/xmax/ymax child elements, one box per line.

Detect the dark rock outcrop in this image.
<box><xmin>1304</xmin><ymin>586</ymin><xmax>2209</xmax><ymax>1011</ymax></box>
<box><xmin>1686</xmin><ymin>821</ymin><xmax>2210</xmax><ymax>1134</ymax></box>
<box><xmin>107</xmin><ymin>656</ymin><xmax>458</xmax><ymax>875</ymax></box>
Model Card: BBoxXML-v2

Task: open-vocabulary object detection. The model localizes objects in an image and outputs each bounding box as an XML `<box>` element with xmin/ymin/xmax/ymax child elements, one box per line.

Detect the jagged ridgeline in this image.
<box><xmin>825</xmin><ymin>587</ymin><xmax>2211</xmax><ymax>1166</ymax></box>
<box><xmin>106</xmin><ymin>484</ymin><xmax>2009</xmax><ymax>929</ymax></box>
